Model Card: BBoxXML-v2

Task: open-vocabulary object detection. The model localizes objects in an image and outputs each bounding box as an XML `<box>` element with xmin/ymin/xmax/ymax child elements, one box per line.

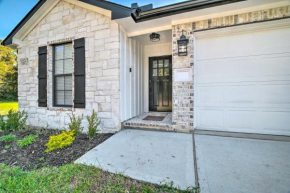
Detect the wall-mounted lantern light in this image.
<box><xmin>150</xmin><ymin>32</ymin><xmax>160</xmax><ymax>42</ymax></box>
<box><xmin>177</xmin><ymin>30</ymin><xmax>188</xmax><ymax>56</ymax></box>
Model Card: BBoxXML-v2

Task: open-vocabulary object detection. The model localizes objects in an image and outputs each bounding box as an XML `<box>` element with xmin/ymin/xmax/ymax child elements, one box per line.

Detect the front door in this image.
<box><xmin>149</xmin><ymin>56</ymin><xmax>172</xmax><ymax>112</ymax></box>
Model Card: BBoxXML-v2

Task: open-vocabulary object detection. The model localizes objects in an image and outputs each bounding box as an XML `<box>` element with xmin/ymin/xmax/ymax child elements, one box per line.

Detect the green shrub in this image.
<box><xmin>17</xmin><ymin>135</ymin><xmax>38</xmax><ymax>147</ymax></box>
<box><xmin>87</xmin><ymin>110</ymin><xmax>100</xmax><ymax>140</ymax></box>
<box><xmin>45</xmin><ymin>130</ymin><xmax>75</xmax><ymax>152</ymax></box>
<box><xmin>0</xmin><ymin>134</ymin><xmax>16</xmax><ymax>142</ymax></box>
<box><xmin>0</xmin><ymin>109</ymin><xmax>28</xmax><ymax>131</ymax></box>
<box><xmin>68</xmin><ymin>113</ymin><xmax>83</xmax><ymax>137</ymax></box>
<box><xmin>4</xmin><ymin>145</ymin><xmax>10</xmax><ymax>149</ymax></box>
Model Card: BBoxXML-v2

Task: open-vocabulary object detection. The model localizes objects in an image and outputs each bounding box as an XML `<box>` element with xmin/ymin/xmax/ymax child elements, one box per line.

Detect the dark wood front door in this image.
<box><xmin>149</xmin><ymin>56</ymin><xmax>172</xmax><ymax>112</ymax></box>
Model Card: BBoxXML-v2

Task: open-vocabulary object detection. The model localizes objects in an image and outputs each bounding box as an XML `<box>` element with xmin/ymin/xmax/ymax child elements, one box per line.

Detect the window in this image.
<box><xmin>53</xmin><ymin>43</ymin><xmax>73</xmax><ymax>107</ymax></box>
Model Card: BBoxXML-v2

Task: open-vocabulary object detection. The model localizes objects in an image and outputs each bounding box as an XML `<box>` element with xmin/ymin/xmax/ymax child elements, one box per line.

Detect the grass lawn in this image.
<box><xmin>0</xmin><ymin>101</ymin><xmax>18</xmax><ymax>115</ymax></box>
<box><xmin>0</xmin><ymin>164</ymin><xmax>195</xmax><ymax>193</ymax></box>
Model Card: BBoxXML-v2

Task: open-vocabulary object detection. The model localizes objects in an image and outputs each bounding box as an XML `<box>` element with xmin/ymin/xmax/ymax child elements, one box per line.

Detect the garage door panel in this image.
<box><xmin>260</xmin><ymin>54</ymin><xmax>290</xmax><ymax>80</ymax></box>
<box><xmin>197</xmin><ymin>109</ymin><xmax>224</xmax><ymax>129</ymax></box>
<box><xmin>227</xmin><ymin>110</ymin><xmax>256</xmax><ymax>130</ymax></box>
<box><xmin>260</xmin><ymin>84</ymin><xmax>290</xmax><ymax>108</ymax></box>
<box><xmin>258</xmin><ymin>28</ymin><xmax>290</xmax><ymax>55</ymax></box>
<box><xmin>195</xmin><ymin>26</ymin><xmax>290</xmax><ymax>135</ymax></box>
<box><xmin>228</xmin><ymin>33</ymin><xmax>256</xmax><ymax>57</ymax></box>
<box><xmin>261</xmin><ymin>111</ymin><xmax>290</xmax><ymax>134</ymax></box>
<box><xmin>223</xmin><ymin>58</ymin><xmax>257</xmax><ymax>82</ymax></box>
<box><xmin>225</xmin><ymin>85</ymin><xmax>257</xmax><ymax>107</ymax></box>
<box><xmin>197</xmin><ymin>86</ymin><xmax>224</xmax><ymax>106</ymax></box>
<box><xmin>197</xmin><ymin>37</ymin><xmax>229</xmax><ymax>60</ymax></box>
<box><xmin>197</xmin><ymin>60</ymin><xmax>225</xmax><ymax>83</ymax></box>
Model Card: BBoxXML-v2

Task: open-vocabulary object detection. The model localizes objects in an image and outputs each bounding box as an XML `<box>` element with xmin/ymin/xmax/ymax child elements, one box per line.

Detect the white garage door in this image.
<box><xmin>195</xmin><ymin>20</ymin><xmax>290</xmax><ymax>136</ymax></box>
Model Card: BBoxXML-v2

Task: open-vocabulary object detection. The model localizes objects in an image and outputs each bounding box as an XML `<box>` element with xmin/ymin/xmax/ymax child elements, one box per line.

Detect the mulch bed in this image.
<box><xmin>0</xmin><ymin>129</ymin><xmax>113</xmax><ymax>171</ymax></box>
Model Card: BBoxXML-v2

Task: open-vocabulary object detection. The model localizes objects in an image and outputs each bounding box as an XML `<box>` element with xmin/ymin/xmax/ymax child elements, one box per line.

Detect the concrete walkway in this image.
<box><xmin>195</xmin><ymin>134</ymin><xmax>290</xmax><ymax>193</ymax></box>
<box><xmin>75</xmin><ymin>129</ymin><xmax>196</xmax><ymax>190</ymax></box>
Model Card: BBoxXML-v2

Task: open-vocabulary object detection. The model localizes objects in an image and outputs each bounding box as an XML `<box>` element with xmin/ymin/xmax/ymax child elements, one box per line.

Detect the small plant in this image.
<box><xmin>0</xmin><ymin>134</ymin><xmax>16</xmax><ymax>142</ymax></box>
<box><xmin>45</xmin><ymin>130</ymin><xmax>75</xmax><ymax>152</ymax></box>
<box><xmin>68</xmin><ymin>113</ymin><xmax>83</xmax><ymax>137</ymax></box>
<box><xmin>17</xmin><ymin>135</ymin><xmax>38</xmax><ymax>147</ymax></box>
<box><xmin>87</xmin><ymin>110</ymin><xmax>100</xmax><ymax>140</ymax></box>
<box><xmin>0</xmin><ymin>110</ymin><xmax>28</xmax><ymax>131</ymax></box>
<box><xmin>39</xmin><ymin>157</ymin><xmax>45</xmax><ymax>162</ymax></box>
<box><xmin>4</xmin><ymin>145</ymin><xmax>10</xmax><ymax>149</ymax></box>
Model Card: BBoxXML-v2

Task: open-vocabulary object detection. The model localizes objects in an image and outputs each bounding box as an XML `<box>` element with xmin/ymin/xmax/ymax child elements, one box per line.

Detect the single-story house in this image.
<box><xmin>2</xmin><ymin>0</ymin><xmax>290</xmax><ymax>135</ymax></box>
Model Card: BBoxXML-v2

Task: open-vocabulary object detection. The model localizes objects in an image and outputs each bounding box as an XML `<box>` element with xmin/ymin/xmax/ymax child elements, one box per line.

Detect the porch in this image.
<box><xmin>123</xmin><ymin>112</ymin><xmax>173</xmax><ymax>131</ymax></box>
<box><xmin>120</xmin><ymin>29</ymin><xmax>175</xmax><ymax>131</ymax></box>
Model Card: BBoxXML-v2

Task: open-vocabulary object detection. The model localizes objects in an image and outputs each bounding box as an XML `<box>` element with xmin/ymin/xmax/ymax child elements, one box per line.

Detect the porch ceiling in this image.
<box><xmin>133</xmin><ymin>29</ymin><xmax>172</xmax><ymax>46</ymax></box>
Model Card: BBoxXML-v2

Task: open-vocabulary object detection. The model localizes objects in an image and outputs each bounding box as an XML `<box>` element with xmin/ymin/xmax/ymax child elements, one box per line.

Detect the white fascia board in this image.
<box><xmin>14</xmin><ymin>0</ymin><xmax>60</xmax><ymax>41</ymax></box>
<box><xmin>127</xmin><ymin>25</ymin><xmax>172</xmax><ymax>37</ymax></box>
<box><xmin>64</xmin><ymin>0</ymin><xmax>111</xmax><ymax>18</ymax></box>
<box><xmin>172</xmin><ymin>1</ymin><xmax>290</xmax><ymax>25</ymax></box>
<box><xmin>194</xmin><ymin>18</ymin><xmax>290</xmax><ymax>39</ymax></box>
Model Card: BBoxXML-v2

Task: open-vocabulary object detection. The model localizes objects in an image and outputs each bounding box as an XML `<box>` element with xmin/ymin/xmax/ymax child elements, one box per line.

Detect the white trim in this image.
<box><xmin>194</xmin><ymin>18</ymin><xmax>290</xmax><ymax>39</ymax></box>
<box><xmin>172</xmin><ymin>1</ymin><xmax>290</xmax><ymax>25</ymax></box>
<box><xmin>127</xmin><ymin>25</ymin><xmax>172</xmax><ymax>37</ymax></box>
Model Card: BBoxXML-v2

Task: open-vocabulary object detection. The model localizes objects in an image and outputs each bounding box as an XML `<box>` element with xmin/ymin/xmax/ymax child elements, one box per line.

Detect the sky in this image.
<box><xmin>0</xmin><ymin>0</ymin><xmax>185</xmax><ymax>40</ymax></box>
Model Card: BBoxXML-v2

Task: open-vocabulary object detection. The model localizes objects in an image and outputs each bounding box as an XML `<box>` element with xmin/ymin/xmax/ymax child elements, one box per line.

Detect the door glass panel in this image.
<box><xmin>153</xmin><ymin>81</ymin><xmax>159</xmax><ymax>106</ymax></box>
<box><xmin>164</xmin><ymin>68</ymin><xmax>170</xmax><ymax>76</ymax></box>
<box><xmin>153</xmin><ymin>61</ymin><xmax>158</xmax><ymax>68</ymax></box>
<box><xmin>164</xmin><ymin>59</ymin><xmax>169</xmax><ymax>67</ymax></box>
<box><xmin>158</xmin><ymin>60</ymin><xmax>163</xmax><ymax>67</ymax></box>
<box><xmin>158</xmin><ymin>69</ymin><xmax>163</xmax><ymax>76</ymax></box>
<box><xmin>163</xmin><ymin>81</ymin><xmax>169</xmax><ymax>106</ymax></box>
<box><xmin>153</xmin><ymin>69</ymin><xmax>157</xmax><ymax>76</ymax></box>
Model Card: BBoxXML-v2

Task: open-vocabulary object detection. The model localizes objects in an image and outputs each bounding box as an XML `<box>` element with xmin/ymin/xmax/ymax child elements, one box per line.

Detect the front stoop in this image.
<box><xmin>123</xmin><ymin>112</ymin><xmax>174</xmax><ymax>132</ymax></box>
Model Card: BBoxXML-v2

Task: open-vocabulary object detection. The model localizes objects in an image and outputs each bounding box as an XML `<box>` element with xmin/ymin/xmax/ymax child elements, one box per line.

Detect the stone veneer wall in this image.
<box><xmin>172</xmin><ymin>5</ymin><xmax>290</xmax><ymax>132</ymax></box>
<box><xmin>18</xmin><ymin>0</ymin><xmax>120</xmax><ymax>132</ymax></box>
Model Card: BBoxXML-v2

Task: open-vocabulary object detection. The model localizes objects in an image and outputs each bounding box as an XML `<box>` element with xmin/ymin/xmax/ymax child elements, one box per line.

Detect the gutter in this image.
<box><xmin>131</xmin><ymin>0</ymin><xmax>246</xmax><ymax>23</ymax></box>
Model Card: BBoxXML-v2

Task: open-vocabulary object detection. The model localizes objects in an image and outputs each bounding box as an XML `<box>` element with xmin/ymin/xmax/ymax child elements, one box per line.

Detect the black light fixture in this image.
<box><xmin>149</xmin><ymin>32</ymin><xmax>160</xmax><ymax>42</ymax></box>
<box><xmin>177</xmin><ymin>30</ymin><xmax>188</xmax><ymax>56</ymax></box>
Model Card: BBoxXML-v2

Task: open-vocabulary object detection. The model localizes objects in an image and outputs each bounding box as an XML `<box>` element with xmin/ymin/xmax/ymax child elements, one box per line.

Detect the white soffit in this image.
<box><xmin>115</xmin><ymin>0</ymin><xmax>290</xmax><ymax>37</ymax></box>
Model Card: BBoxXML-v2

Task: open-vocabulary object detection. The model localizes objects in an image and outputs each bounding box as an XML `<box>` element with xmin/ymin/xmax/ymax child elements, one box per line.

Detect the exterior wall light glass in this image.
<box><xmin>150</xmin><ymin>33</ymin><xmax>160</xmax><ymax>42</ymax></box>
<box><xmin>177</xmin><ymin>30</ymin><xmax>188</xmax><ymax>56</ymax></box>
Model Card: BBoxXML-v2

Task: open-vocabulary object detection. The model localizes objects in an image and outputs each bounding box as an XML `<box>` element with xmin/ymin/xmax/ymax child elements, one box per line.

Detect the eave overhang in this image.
<box><xmin>131</xmin><ymin>0</ymin><xmax>246</xmax><ymax>23</ymax></box>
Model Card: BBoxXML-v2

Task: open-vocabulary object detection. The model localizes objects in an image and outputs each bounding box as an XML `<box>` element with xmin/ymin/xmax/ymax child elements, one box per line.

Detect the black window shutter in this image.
<box><xmin>74</xmin><ymin>38</ymin><xmax>86</xmax><ymax>108</ymax></box>
<box><xmin>38</xmin><ymin>46</ymin><xmax>47</xmax><ymax>107</ymax></box>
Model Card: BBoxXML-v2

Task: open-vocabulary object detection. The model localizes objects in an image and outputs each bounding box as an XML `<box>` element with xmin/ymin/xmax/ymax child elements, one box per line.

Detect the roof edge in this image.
<box><xmin>131</xmin><ymin>0</ymin><xmax>246</xmax><ymax>23</ymax></box>
<box><xmin>1</xmin><ymin>0</ymin><xmax>47</xmax><ymax>46</ymax></box>
<box><xmin>2</xmin><ymin>0</ymin><xmax>131</xmax><ymax>46</ymax></box>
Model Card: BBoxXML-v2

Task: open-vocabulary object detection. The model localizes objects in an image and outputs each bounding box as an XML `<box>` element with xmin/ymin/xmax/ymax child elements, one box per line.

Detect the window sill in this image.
<box><xmin>47</xmin><ymin>106</ymin><xmax>73</xmax><ymax>112</ymax></box>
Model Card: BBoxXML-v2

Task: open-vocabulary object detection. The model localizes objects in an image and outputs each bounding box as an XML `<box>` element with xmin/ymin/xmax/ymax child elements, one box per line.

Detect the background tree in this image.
<box><xmin>0</xmin><ymin>40</ymin><xmax>18</xmax><ymax>101</ymax></box>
